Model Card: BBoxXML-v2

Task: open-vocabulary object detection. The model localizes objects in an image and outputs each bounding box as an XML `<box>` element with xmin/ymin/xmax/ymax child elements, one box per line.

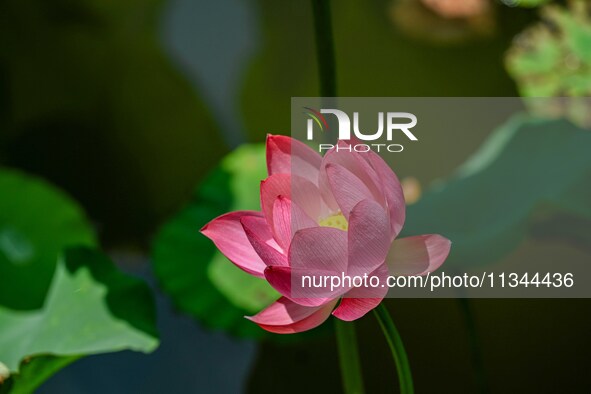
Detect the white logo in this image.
<box><xmin>304</xmin><ymin>108</ymin><xmax>417</xmax><ymax>153</ymax></box>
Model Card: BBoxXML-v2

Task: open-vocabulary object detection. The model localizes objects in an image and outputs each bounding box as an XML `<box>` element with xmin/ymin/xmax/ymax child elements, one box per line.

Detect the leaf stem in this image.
<box><xmin>457</xmin><ymin>297</ymin><xmax>490</xmax><ymax>394</ymax></box>
<box><xmin>373</xmin><ymin>303</ymin><xmax>414</xmax><ymax>394</ymax></box>
<box><xmin>335</xmin><ymin>319</ymin><xmax>366</xmax><ymax>394</ymax></box>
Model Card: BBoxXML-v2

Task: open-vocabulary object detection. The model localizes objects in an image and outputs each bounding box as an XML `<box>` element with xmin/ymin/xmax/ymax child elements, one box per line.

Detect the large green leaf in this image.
<box><xmin>0</xmin><ymin>247</ymin><xmax>159</xmax><ymax>393</ymax></box>
<box><xmin>402</xmin><ymin>115</ymin><xmax>591</xmax><ymax>268</ymax></box>
<box><xmin>0</xmin><ymin>0</ymin><xmax>228</xmax><ymax>243</ymax></box>
<box><xmin>0</xmin><ymin>168</ymin><xmax>96</xmax><ymax>310</ymax></box>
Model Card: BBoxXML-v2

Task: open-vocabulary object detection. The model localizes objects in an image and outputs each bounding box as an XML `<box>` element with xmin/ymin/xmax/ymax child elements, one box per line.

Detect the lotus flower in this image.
<box><xmin>201</xmin><ymin>135</ymin><xmax>451</xmax><ymax>333</ymax></box>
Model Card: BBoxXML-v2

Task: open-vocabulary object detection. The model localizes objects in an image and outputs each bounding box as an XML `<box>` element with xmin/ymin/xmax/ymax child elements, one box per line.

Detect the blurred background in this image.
<box><xmin>1</xmin><ymin>0</ymin><xmax>591</xmax><ymax>393</ymax></box>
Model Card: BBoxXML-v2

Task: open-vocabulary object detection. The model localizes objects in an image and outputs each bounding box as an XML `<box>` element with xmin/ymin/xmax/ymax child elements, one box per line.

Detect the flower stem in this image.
<box><xmin>373</xmin><ymin>303</ymin><xmax>414</xmax><ymax>394</ymax></box>
<box><xmin>311</xmin><ymin>0</ymin><xmax>337</xmax><ymax>97</ymax></box>
<box><xmin>335</xmin><ymin>319</ymin><xmax>366</xmax><ymax>394</ymax></box>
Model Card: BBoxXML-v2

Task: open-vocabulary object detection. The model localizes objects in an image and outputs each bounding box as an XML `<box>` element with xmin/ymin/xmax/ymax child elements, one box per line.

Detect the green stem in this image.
<box><xmin>457</xmin><ymin>297</ymin><xmax>490</xmax><ymax>394</ymax></box>
<box><xmin>373</xmin><ymin>303</ymin><xmax>414</xmax><ymax>394</ymax></box>
<box><xmin>311</xmin><ymin>0</ymin><xmax>337</xmax><ymax>97</ymax></box>
<box><xmin>335</xmin><ymin>319</ymin><xmax>366</xmax><ymax>394</ymax></box>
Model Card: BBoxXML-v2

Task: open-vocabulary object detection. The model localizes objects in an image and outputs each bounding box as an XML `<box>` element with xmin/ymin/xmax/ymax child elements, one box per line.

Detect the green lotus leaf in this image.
<box><xmin>402</xmin><ymin>115</ymin><xmax>591</xmax><ymax>268</ymax></box>
<box><xmin>0</xmin><ymin>168</ymin><xmax>96</xmax><ymax>310</ymax></box>
<box><xmin>506</xmin><ymin>3</ymin><xmax>591</xmax><ymax>106</ymax></box>
<box><xmin>0</xmin><ymin>247</ymin><xmax>159</xmax><ymax>393</ymax></box>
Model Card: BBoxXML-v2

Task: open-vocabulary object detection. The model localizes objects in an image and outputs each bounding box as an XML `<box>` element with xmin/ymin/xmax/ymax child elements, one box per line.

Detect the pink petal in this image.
<box><xmin>325</xmin><ymin>163</ymin><xmax>375</xmax><ymax>219</ymax></box>
<box><xmin>366</xmin><ymin>151</ymin><xmax>406</xmax><ymax>237</ymax></box>
<box><xmin>265</xmin><ymin>227</ymin><xmax>350</xmax><ymax>306</ymax></box>
<box><xmin>319</xmin><ymin>142</ymin><xmax>385</xmax><ymax>209</ymax></box>
<box><xmin>261</xmin><ymin>174</ymin><xmax>322</xmax><ymax>223</ymax></box>
<box><xmin>332</xmin><ymin>264</ymin><xmax>389</xmax><ymax>321</ymax></box>
<box><xmin>332</xmin><ymin>297</ymin><xmax>382</xmax><ymax>322</ymax></box>
<box><xmin>272</xmin><ymin>196</ymin><xmax>317</xmax><ymax>250</ymax></box>
<box><xmin>266</xmin><ymin>135</ymin><xmax>322</xmax><ymax>185</ymax></box>
<box><xmin>387</xmin><ymin>234</ymin><xmax>451</xmax><ymax>276</ymax></box>
<box><xmin>317</xmin><ymin>173</ymin><xmax>340</xmax><ymax>215</ymax></box>
<box><xmin>260</xmin><ymin>173</ymin><xmax>290</xmax><ymax>221</ymax></box>
<box><xmin>331</xmin><ymin>141</ymin><xmax>384</xmax><ymax>197</ymax></box>
<box><xmin>347</xmin><ymin>199</ymin><xmax>391</xmax><ymax>277</ymax></box>
<box><xmin>264</xmin><ymin>265</ymin><xmax>348</xmax><ymax>307</ymax></box>
<box><xmin>201</xmin><ymin>211</ymin><xmax>268</xmax><ymax>278</ymax></box>
<box><xmin>241</xmin><ymin>215</ymin><xmax>288</xmax><ymax>267</ymax></box>
<box><xmin>289</xmin><ymin>226</ymin><xmax>348</xmax><ymax>273</ymax></box>
<box><xmin>246</xmin><ymin>297</ymin><xmax>337</xmax><ymax>334</ymax></box>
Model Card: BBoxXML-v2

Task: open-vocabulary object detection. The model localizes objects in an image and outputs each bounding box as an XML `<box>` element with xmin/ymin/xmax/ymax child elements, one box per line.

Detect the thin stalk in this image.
<box><xmin>311</xmin><ymin>0</ymin><xmax>337</xmax><ymax>97</ymax></box>
<box><xmin>373</xmin><ymin>303</ymin><xmax>414</xmax><ymax>394</ymax></box>
<box><xmin>335</xmin><ymin>319</ymin><xmax>366</xmax><ymax>394</ymax></box>
<box><xmin>457</xmin><ymin>297</ymin><xmax>490</xmax><ymax>394</ymax></box>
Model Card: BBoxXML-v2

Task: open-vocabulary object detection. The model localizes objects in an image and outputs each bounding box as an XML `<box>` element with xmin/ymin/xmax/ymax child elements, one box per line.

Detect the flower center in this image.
<box><xmin>318</xmin><ymin>212</ymin><xmax>348</xmax><ymax>231</ymax></box>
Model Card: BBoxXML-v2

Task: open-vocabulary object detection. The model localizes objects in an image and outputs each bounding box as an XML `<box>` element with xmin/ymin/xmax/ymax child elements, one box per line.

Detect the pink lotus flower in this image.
<box><xmin>201</xmin><ymin>135</ymin><xmax>451</xmax><ymax>334</ymax></box>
